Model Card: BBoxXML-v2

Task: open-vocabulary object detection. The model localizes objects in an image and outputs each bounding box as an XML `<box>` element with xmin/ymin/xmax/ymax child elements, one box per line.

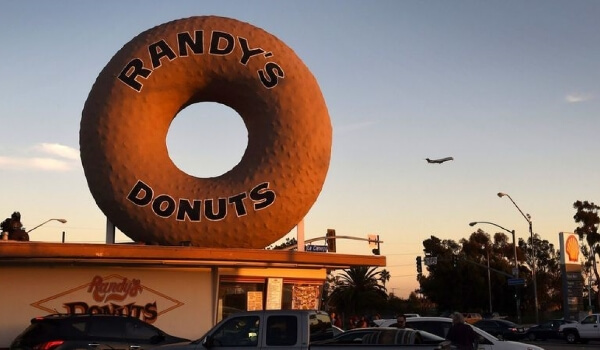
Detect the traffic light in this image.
<box><xmin>452</xmin><ymin>254</ymin><xmax>457</xmax><ymax>267</ymax></box>
<box><xmin>416</xmin><ymin>256</ymin><xmax>422</xmax><ymax>274</ymax></box>
<box><xmin>370</xmin><ymin>234</ymin><xmax>380</xmax><ymax>255</ymax></box>
<box><xmin>326</xmin><ymin>229</ymin><xmax>336</xmax><ymax>252</ymax></box>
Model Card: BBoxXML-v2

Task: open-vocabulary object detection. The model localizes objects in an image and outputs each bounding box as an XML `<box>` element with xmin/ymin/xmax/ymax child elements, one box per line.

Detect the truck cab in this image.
<box><xmin>158</xmin><ymin>310</ymin><xmax>333</xmax><ymax>350</ymax></box>
<box><xmin>559</xmin><ymin>313</ymin><xmax>600</xmax><ymax>344</ymax></box>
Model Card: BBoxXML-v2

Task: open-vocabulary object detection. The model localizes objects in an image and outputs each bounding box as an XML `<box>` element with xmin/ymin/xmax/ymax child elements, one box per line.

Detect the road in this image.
<box><xmin>524</xmin><ymin>340</ymin><xmax>600</xmax><ymax>350</ymax></box>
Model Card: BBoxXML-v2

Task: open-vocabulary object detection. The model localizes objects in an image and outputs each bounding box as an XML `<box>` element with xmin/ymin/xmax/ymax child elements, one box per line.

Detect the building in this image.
<box><xmin>0</xmin><ymin>240</ymin><xmax>385</xmax><ymax>347</ymax></box>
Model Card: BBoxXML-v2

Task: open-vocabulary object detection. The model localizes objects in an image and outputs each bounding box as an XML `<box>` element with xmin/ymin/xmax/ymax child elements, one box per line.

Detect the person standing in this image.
<box><xmin>446</xmin><ymin>312</ymin><xmax>477</xmax><ymax>350</ymax></box>
<box><xmin>395</xmin><ymin>314</ymin><xmax>407</xmax><ymax>329</ymax></box>
<box><xmin>330</xmin><ymin>311</ymin><xmax>342</xmax><ymax>328</ymax></box>
<box><xmin>357</xmin><ymin>315</ymin><xmax>369</xmax><ymax>328</ymax></box>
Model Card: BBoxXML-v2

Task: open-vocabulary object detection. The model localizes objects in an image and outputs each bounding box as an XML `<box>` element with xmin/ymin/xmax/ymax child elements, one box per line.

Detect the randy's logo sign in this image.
<box><xmin>118</xmin><ymin>29</ymin><xmax>285</xmax><ymax>92</ymax></box>
<box><xmin>31</xmin><ymin>274</ymin><xmax>184</xmax><ymax>323</ymax></box>
<box><xmin>88</xmin><ymin>275</ymin><xmax>143</xmax><ymax>302</ymax></box>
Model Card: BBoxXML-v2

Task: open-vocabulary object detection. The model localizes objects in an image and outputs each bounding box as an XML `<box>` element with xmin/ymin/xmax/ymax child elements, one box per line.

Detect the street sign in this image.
<box><xmin>508</xmin><ymin>278</ymin><xmax>525</xmax><ymax>286</ymax></box>
<box><xmin>424</xmin><ymin>256</ymin><xmax>437</xmax><ymax>266</ymax></box>
<box><xmin>305</xmin><ymin>245</ymin><xmax>328</xmax><ymax>252</ymax></box>
<box><xmin>367</xmin><ymin>234</ymin><xmax>377</xmax><ymax>248</ymax></box>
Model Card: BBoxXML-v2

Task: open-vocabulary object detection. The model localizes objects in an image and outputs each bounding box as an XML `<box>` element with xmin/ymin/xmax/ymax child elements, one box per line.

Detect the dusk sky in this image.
<box><xmin>1</xmin><ymin>0</ymin><xmax>599</xmax><ymax>298</ymax></box>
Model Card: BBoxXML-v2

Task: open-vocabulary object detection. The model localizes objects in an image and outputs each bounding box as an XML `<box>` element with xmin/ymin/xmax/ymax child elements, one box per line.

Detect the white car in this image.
<box><xmin>376</xmin><ymin>316</ymin><xmax>545</xmax><ymax>350</ymax></box>
<box><xmin>373</xmin><ymin>318</ymin><xmax>402</xmax><ymax>327</ymax></box>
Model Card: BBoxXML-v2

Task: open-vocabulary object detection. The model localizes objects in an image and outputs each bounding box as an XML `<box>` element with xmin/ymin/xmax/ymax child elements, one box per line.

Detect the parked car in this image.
<box><xmin>404</xmin><ymin>316</ymin><xmax>544</xmax><ymax>350</ymax></box>
<box><xmin>472</xmin><ymin>319</ymin><xmax>527</xmax><ymax>340</ymax></box>
<box><xmin>462</xmin><ymin>313</ymin><xmax>482</xmax><ymax>324</ymax></box>
<box><xmin>332</xmin><ymin>325</ymin><xmax>344</xmax><ymax>336</ymax></box>
<box><xmin>314</xmin><ymin>327</ymin><xmax>447</xmax><ymax>345</ymax></box>
<box><xmin>373</xmin><ymin>319</ymin><xmax>400</xmax><ymax>327</ymax></box>
<box><xmin>482</xmin><ymin>312</ymin><xmax>507</xmax><ymax>320</ymax></box>
<box><xmin>371</xmin><ymin>315</ymin><xmax>420</xmax><ymax>328</ymax></box>
<box><xmin>525</xmin><ymin>319</ymin><xmax>577</xmax><ymax>341</ymax></box>
<box><xmin>10</xmin><ymin>314</ymin><xmax>189</xmax><ymax>350</ymax></box>
<box><xmin>314</xmin><ymin>328</ymin><xmax>374</xmax><ymax>345</ymax></box>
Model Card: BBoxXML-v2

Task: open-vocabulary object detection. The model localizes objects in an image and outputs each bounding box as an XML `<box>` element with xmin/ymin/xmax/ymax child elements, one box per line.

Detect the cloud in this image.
<box><xmin>565</xmin><ymin>93</ymin><xmax>593</xmax><ymax>103</ymax></box>
<box><xmin>335</xmin><ymin>120</ymin><xmax>377</xmax><ymax>135</ymax></box>
<box><xmin>0</xmin><ymin>143</ymin><xmax>79</xmax><ymax>172</ymax></box>
<box><xmin>0</xmin><ymin>156</ymin><xmax>72</xmax><ymax>171</ymax></box>
<box><xmin>35</xmin><ymin>143</ymin><xmax>80</xmax><ymax>160</ymax></box>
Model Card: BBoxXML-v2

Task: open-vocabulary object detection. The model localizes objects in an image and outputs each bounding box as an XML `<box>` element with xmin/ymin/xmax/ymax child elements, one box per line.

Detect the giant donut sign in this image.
<box><xmin>80</xmin><ymin>16</ymin><xmax>332</xmax><ymax>248</ymax></box>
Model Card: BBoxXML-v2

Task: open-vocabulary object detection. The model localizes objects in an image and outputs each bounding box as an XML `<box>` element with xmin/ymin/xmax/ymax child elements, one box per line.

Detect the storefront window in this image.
<box><xmin>281</xmin><ymin>284</ymin><xmax>294</xmax><ymax>310</ymax></box>
<box><xmin>217</xmin><ymin>278</ymin><xmax>323</xmax><ymax>322</ymax></box>
<box><xmin>283</xmin><ymin>283</ymin><xmax>322</xmax><ymax>310</ymax></box>
<box><xmin>291</xmin><ymin>284</ymin><xmax>321</xmax><ymax>309</ymax></box>
<box><xmin>218</xmin><ymin>280</ymin><xmax>265</xmax><ymax>321</ymax></box>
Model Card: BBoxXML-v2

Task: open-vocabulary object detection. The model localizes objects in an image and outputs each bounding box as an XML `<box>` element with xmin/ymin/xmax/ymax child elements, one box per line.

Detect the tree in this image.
<box><xmin>419</xmin><ymin>235</ymin><xmax>465</xmax><ymax>312</ymax></box>
<box><xmin>461</xmin><ymin>230</ymin><xmax>517</xmax><ymax>315</ymax></box>
<box><xmin>517</xmin><ymin>232</ymin><xmax>562</xmax><ymax>315</ymax></box>
<box><xmin>379</xmin><ymin>269</ymin><xmax>391</xmax><ymax>287</ymax></box>
<box><xmin>321</xmin><ymin>272</ymin><xmax>340</xmax><ymax>311</ymax></box>
<box><xmin>573</xmin><ymin>200</ymin><xmax>600</xmax><ymax>310</ymax></box>
<box><xmin>266</xmin><ymin>237</ymin><xmax>297</xmax><ymax>250</ymax></box>
<box><xmin>419</xmin><ymin>230</ymin><xmax>561</xmax><ymax>320</ymax></box>
<box><xmin>533</xmin><ymin>237</ymin><xmax>562</xmax><ymax>312</ymax></box>
<box><xmin>328</xmin><ymin>266</ymin><xmax>388</xmax><ymax>321</ymax></box>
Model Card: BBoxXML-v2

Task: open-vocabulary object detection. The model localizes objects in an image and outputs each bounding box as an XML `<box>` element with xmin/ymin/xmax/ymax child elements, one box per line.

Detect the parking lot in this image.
<box><xmin>526</xmin><ymin>340</ymin><xmax>600</xmax><ymax>350</ymax></box>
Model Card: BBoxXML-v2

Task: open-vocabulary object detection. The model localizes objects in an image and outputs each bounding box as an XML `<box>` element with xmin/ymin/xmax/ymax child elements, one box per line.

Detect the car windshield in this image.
<box><xmin>192</xmin><ymin>317</ymin><xmax>231</xmax><ymax>344</ymax></box>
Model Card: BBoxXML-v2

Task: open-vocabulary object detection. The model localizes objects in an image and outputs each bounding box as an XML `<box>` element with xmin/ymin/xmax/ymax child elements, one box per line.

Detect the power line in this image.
<box><xmin>390</xmin><ymin>274</ymin><xmax>419</xmax><ymax>278</ymax></box>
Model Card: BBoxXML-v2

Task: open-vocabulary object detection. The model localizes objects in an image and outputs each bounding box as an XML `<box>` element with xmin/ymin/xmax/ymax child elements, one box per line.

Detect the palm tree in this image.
<box><xmin>328</xmin><ymin>266</ymin><xmax>388</xmax><ymax>320</ymax></box>
<box><xmin>379</xmin><ymin>269</ymin><xmax>391</xmax><ymax>287</ymax></box>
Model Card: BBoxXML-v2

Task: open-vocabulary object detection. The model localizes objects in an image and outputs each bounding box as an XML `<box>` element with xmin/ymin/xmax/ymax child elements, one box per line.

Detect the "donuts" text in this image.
<box><xmin>126</xmin><ymin>180</ymin><xmax>276</xmax><ymax>221</ymax></box>
<box><xmin>118</xmin><ymin>30</ymin><xmax>285</xmax><ymax>92</ymax></box>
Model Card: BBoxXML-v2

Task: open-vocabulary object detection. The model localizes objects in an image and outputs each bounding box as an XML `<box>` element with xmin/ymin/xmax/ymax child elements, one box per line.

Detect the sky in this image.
<box><xmin>1</xmin><ymin>0</ymin><xmax>599</xmax><ymax>298</ymax></box>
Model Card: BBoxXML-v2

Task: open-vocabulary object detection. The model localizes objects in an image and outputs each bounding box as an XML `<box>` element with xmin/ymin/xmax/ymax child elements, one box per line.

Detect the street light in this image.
<box><xmin>481</xmin><ymin>244</ymin><xmax>492</xmax><ymax>314</ymax></box>
<box><xmin>26</xmin><ymin>218</ymin><xmax>67</xmax><ymax>234</ymax></box>
<box><xmin>470</xmin><ymin>221</ymin><xmax>521</xmax><ymax>323</ymax></box>
<box><xmin>469</xmin><ymin>221</ymin><xmax>518</xmax><ymax>277</ymax></box>
<box><xmin>498</xmin><ymin>192</ymin><xmax>539</xmax><ymax>324</ymax></box>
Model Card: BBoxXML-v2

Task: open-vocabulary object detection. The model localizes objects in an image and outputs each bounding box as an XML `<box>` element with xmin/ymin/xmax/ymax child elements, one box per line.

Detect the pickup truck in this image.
<box><xmin>156</xmin><ymin>310</ymin><xmax>451</xmax><ymax>350</ymax></box>
<box><xmin>559</xmin><ymin>313</ymin><xmax>600</xmax><ymax>344</ymax></box>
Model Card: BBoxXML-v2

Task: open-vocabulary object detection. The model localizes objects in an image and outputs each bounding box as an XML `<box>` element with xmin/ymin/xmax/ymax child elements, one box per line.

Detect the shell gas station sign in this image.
<box><xmin>559</xmin><ymin>232</ymin><xmax>584</xmax><ymax>320</ymax></box>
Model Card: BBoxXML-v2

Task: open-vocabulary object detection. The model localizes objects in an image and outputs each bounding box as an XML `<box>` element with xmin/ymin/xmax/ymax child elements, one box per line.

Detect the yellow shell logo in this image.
<box><xmin>566</xmin><ymin>235</ymin><xmax>579</xmax><ymax>262</ymax></box>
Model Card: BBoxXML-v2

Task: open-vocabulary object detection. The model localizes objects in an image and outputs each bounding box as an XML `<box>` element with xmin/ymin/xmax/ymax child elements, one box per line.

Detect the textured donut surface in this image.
<box><xmin>80</xmin><ymin>16</ymin><xmax>331</xmax><ymax>248</ymax></box>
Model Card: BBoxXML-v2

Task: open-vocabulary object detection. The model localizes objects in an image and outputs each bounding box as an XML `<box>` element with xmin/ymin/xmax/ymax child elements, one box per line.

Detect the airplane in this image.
<box><xmin>425</xmin><ymin>157</ymin><xmax>454</xmax><ymax>164</ymax></box>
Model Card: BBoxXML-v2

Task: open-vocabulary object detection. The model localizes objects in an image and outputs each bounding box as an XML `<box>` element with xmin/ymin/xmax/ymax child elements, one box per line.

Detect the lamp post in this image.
<box><xmin>483</xmin><ymin>244</ymin><xmax>492</xmax><ymax>314</ymax></box>
<box><xmin>470</xmin><ymin>221</ymin><xmax>520</xmax><ymax>323</ymax></box>
<box><xmin>26</xmin><ymin>218</ymin><xmax>67</xmax><ymax>234</ymax></box>
<box><xmin>469</xmin><ymin>222</ymin><xmax>518</xmax><ymax>277</ymax></box>
<box><xmin>498</xmin><ymin>192</ymin><xmax>539</xmax><ymax>324</ymax></box>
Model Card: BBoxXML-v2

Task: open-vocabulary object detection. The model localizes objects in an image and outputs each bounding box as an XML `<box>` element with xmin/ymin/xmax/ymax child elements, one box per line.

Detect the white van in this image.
<box><xmin>376</xmin><ymin>317</ymin><xmax>545</xmax><ymax>350</ymax></box>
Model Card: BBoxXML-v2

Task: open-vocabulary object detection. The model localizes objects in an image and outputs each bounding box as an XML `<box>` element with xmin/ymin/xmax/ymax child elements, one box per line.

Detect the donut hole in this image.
<box><xmin>167</xmin><ymin>102</ymin><xmax>248</xmax><ymax>178</ymax></box>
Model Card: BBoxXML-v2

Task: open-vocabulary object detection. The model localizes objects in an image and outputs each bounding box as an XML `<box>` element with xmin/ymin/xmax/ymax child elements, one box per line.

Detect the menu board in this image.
<box><xmin>291</xmin><ymin>285</ymin><xmax>320</xmax><ymax>310</ymax></box>
<box><xmin>247</xmin><ymin>291</ymin><xmax>263</xmax><ymax>311</ymax></box>
<box><xmin>266</xmin><ymin>278</ymin><xmax>283</xmax><ymax>310</ymax></box>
